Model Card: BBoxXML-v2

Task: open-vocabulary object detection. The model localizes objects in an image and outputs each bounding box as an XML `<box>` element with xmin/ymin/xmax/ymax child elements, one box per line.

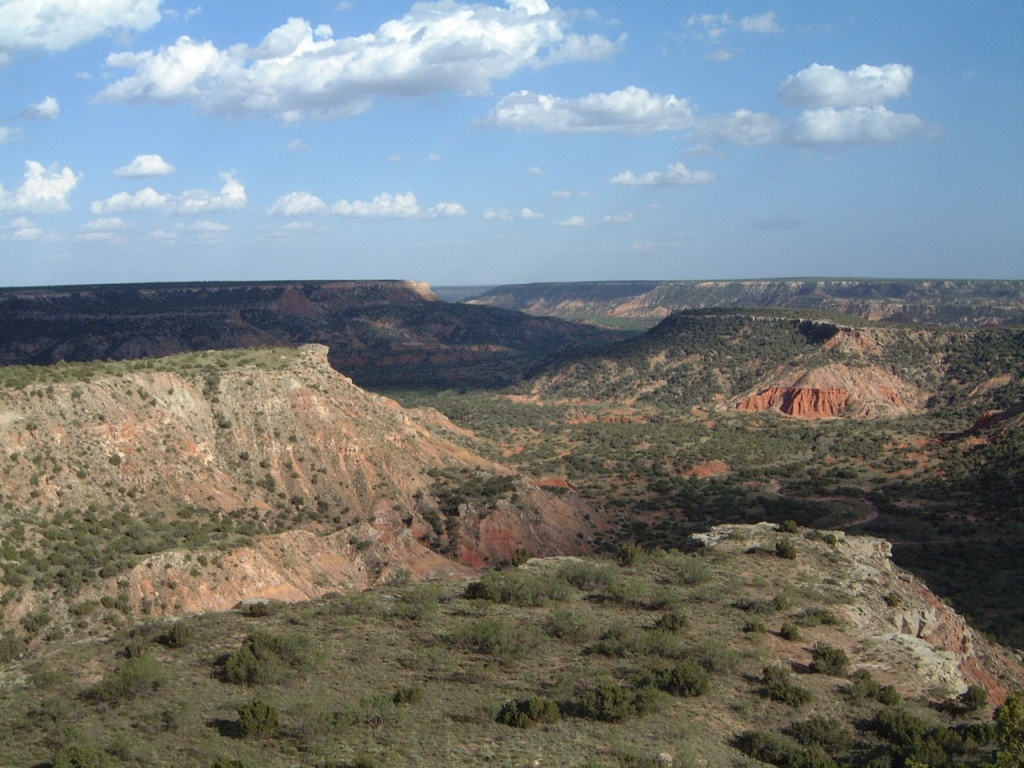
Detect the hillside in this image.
<box><xmin>465</xmin><ymin>279</ymin><xmax>1024</xmax><ymax>328</ymax></box>
<box><xmin>0</xmin><ymin>280</ymin><xmax>622</xmax><ymax>389</ymax></box>
<box><xmin>0</xmin><ymin>523</ymin><xmax>1020</xmax><ymax>767</ymax></box>
<box><xmin>0</xmin><ymin>345</ymin><xmax>596</xmax><ymax>637</ymax></box>
<box><xmin>394</xmin><ymin>312</ymin><xmax>1024</xmax><ymax>646</ymax></box>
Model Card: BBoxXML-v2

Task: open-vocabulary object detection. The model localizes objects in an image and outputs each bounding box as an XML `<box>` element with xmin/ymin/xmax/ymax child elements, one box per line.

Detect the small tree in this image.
<box><xmin>995</xmin><ymin>690</ymin><xmax>1024</xmax><ymax>768</ymax></box>
<box><xmin>810</xmin><ymin>643</ymin><xmax>850</xmax><ymax>677</ymax></box>
<box><xmin>237</xmin><ymin>698</ymin><xmax>279</xmax><ymax>740</ymax></box>
<box><xmin>53</xmin><ymin>744</ymin><xmax>115</xmax><ymax>768</ymax></box>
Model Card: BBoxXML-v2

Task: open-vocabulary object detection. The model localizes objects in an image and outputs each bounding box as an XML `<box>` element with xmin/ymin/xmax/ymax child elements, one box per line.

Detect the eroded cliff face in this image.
<box><xmin>0</xmin><ymin>345</ymin><xmax>598</xmax><ymax>627</ymax></box>
<box><xmin>694</xmin><ymin>524</ymin><xmax>1024</xmax><ymax>705</ymax></box>
<box><xmin>736</xmin><ymin>364</ymin><xmax>920</xmax><ymax>418</ymax></box>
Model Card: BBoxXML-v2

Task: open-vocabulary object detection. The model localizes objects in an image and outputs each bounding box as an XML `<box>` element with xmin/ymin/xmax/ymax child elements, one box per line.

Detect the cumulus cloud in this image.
<box><xmin>697</xmin><ymin>62</ymin><xmax>927</xmax><ymax>147</ymax></box>
<box><xmin>482</xmin><ymin>86</ymin><xmax>694</xmax><ymax>134</ymax></box>
<box><xmin>0</xmin><ymin>160</ymin><xmax>80</xmax><ymax>214</ymax></box>
<box><xmin>0</xmin><ymin>0</ymin><xmax>162</xmax><ymax>53</ymax></box>
<box><xmin>90</xmin><ymin>173</ymin><xmax>247</xmax><ymax>215</ymax></box>
<box><xmin>739</xmin><ymin>12</ymin><xmax>783</xmax><ymax>33</ymax></box>
<box><xmin>268</xmin><ymin>191</ymin><xmax>329</xmax><ymax>216</ymax></box>
<box><xmin>610</xmin><ymin>162</ymin><xmax>715</xmax><ymax>186</ymax></box>
<box><xmin>272</xmin><ymin>190</ymin><xmax>464</xmax><ymax>219</ymax></box>
<box><xmin>558</xmin><ymin>215</ymin><xmax>587</xmax><ymax>227</ymax></box>
<box><xmin>779</xmin><ymin>63</ymin><xmax>913</xmax><ymax>107</ymax></box>
<box><xmin>22</xmin><ymin>96</ymin><xmax>60</xmax><ymax>120</ymax></box>
<box><xmin>0</xmin><ymin>127</ymin><xmax>19</xmax><ymax>143</ymax></box>
<box><xmin>114</xmin><ymin>154</ymin><xmax>177</xmax><ymax>177</ymax></box>
<box><xmin>98</xmin><ymin>2</ymin><xmax>620</xmax><ymax>121</ymax></box>
<box><xmin>485</xmin><ymin>207</ymin><xmax>543</xmax><ymax>220</ymax></box>
<box><xmin>787</xmin><ymin>105</ymin><xmax>926</xmax><ymax>145</ymax></box>
<box><xmin>600</xmin><ymin>212</ymin><xmax>635</xmax><ymax>224</ymax></box>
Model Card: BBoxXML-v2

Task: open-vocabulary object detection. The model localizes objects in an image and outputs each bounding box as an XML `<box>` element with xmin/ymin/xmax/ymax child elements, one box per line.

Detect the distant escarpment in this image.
<box><xmin>519</xmin><ymin>311</ymin><xmax>1024</xmax><ymax>423</ymax></box>
<box><xmin>0</xmin><ymin>345</ymin><xmax>597</xmax><ymax>629</ymax></box>
<box><xmin>465</xmin><ymin>279</ymin><xmax>1024</xmax><ymax>327</ymax></box>
<box><xmin>0</xmin><ymin>280</ymin><xmax>622</xmax><ymax>389</ymax></box>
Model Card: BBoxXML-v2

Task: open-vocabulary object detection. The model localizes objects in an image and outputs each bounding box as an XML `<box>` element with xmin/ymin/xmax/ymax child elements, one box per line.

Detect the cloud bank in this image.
<box><xmin>482</xmin><ymin>86</ymin><xmax>693</xmax><ymax>134</ymax></box>
<box><xmin>91</xmin><ymin>173</ymin><xmax>247</xmax><ymax>215</ymax></box>
<box><xmin>98</xmin><ymin>1</ymin><xmax>622</xmax><ymax>121</ymax></box>
<box><xmin>0</xmin><ymin>0</ymin><xmax>162</xmax><ymax>53</ymax></box>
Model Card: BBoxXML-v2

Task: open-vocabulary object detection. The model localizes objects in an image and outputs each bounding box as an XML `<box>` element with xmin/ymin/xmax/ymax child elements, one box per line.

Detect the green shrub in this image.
<box><xmin>88</xmin><ymin>656</ymin><xmax>166</xmax><ymax>706</ymax></box>
<box><xmin>574</xmin><ymin>678</ymin><xmax>662</xmax><ymax>722</ymax></box>
<box><xmin>162</xmin><ymin>620</ymin><xmax>195</xmax><ymax>648</ymax></box>
<box><xmin>955</xmin><ymin>684</ymin><xmax>988</xmax><ymax>713</ymax></box>
<box><xmin>53</xmin><ymin>744</ymin><xmax>116</xmax><ymax>768</ymax></box>
<box><xmin>780</xmin><ymin>623</ymin><xmax>801</xmax><ymax>641</ymax></box>
<box><xmin>785</xmin><ymin>716</ymin><xmax>855</xmax><ymax>754</ymax></box>
<box><xmin>743</xmin><ymin>620</ymin><xmax>768</xmax><ymax>634</ymax></box>
<box><xmin>496</xmin><ymin>696</ymin><xmax>561</xmax><ymax>728</ymax></box>
<box><xmin>392</xmin><ymin>686</ymin><xmax>424</xmax><ymax>705</ymax></box>
<box><xmin>463</xmin><ymin>569</ymin><xmax>572</xmax><ymax>606</ymax></box>
<box><xmin>845</xmin><ymin>669</ymin><xmax>893</xmax><ymax>702</ymax></box>
<box><xmin>779</xmin><ymin>520</ymin><xmax>801</xmax><ymax>534</ymax></box>
<box><xmin>762</xmin><ymin>665</ymin><xmax>813</xmax><ymax>708</ymax></box>
<box><xmin>652</xmin><ymin>611</ymin><xmax>688</xmax><ymax>633</ymax></box>
<box><xmin>223</xmin><ymin>631</ymin><xmax>318</xmax><ymax>685</ymax></box>
<box><xmin>237</xmin><ymin>698</ymin><xmax>279</xmax><ymax>739</ymax></box>
<box><xmin>642</xmin><ymin>659</ymin><xmax>710</xmax><ymax>698</ymax></box>
<box><xmin>871</xmin><ymin>706</ymin><xmax>930</xmax><ymax>747</ymax></box>
<box><xmin>775</xmin><ymin>540</ymin><xmax>798</xmax><ymax>560</ymax></box>
<box><xmin>511</xmin><ymin>547</ymin><xmax>531</xmax><ymax>566</ymax></box>
<box><xmin>736</xmin><ymin>730</ymin><xmax>837</xmax><ymax>768</ymax></box>
<box><xmin>616</xmin><ymin>543</ymin><xmax>647</xmax><ymax>567</ymax></box>
<box><xmin>810</xmin><ymin>644</ymin><xmax>850</xmax><ymax>677</ymax></box>
<box><xmin>454</xmin><ymin>617</ymin><xmax>538</xmax><ymax>660</ymax></box>
<box><xmin>545</xmin><ymin>607</ymin><xmax>593</xmax><ymax>642</ymax></box>
<box><xmin>210</xmin><ymin>759</ymin><xmax>250</xmax><ymax>768</ymax></box>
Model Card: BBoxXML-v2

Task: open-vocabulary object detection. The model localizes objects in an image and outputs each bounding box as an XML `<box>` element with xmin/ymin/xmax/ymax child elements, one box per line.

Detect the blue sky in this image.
<box><xmin>1</xmin><ymin>0</ymin><xmax>1021</xmax><ymax>287</ymax></box>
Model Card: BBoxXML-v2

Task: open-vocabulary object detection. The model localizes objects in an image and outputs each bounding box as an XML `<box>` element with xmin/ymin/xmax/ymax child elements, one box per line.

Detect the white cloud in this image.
<box><xmin>114</xmin><ymin>154</ymin><xmax>177</xmax><ymax>177</ymax></box>
<box><xmin>271</xmin><ymin>190</ymin><xmax>464</xmax><ymax>219</ymax></box>
<box><xmin>0</xmin><ymin>127</ymin><xmax>19</xmax><ymax>143</ymax></box>
<box><xmin>22</xmin><ymin>96</ymin><xmax>60</xmax><ymax>119</ymax></box>
<box><xmin>739</xmin><ymin>12</ymin><xmax>783</xmax><ymax>34</ymax></box>
<box><xmin>0</xmin><ymin>160</ymin><xmax>80</xmax><ymax>213</ymax></box>
<box><xmin>558</xmin><ymin>215</ymin><xmax>587</xmax><ymax>227</ymax></box>
<box><xmin>600</xmin><ymin>212</ymin><xmax>635</xmax><ymax>224</ymax></box>
<box><xmin>82</xmin><ymin>216</ymin><xmax>127</xmax><ymax>231</ymax></box>
<box><xmin>528</xmin><ymin>166</ymin><xmax>545</xmax><ymax>176</ymax></box>
<box><xmin>610</xmin><ymin>162</ymin><xmax>715</xmax><ymax>186</ymax></box>
<box><xmin>779</xmin><ymin>63</ymin><xmax>913</xmax><ymax>108</ymax></box>
<box><xmin>333</xmin><ymin>192</ymin><xmax>420</xmax><ymax>218</ymax></box>
<box><xmin>694</xmin><ymin>109</ymin><xmax>784</xmax><ymax>146</ymax></box>
<box><xmin>551</xmin><ymin>189</ymin><xmax>571</xmax><ymax>199</ymax></box>
<box><xmin>707</xmin><ymin>49</ymin><xmax>734</xmax><ymax>62</ymax></box>
<box><xmin>787</xmin><ymin>105</ymin><xmax>926</xmax><ymax>145</ymax></box>
<box><xmin>428</xmin><ymin>153</ymin><xmax>441</xmax><ymax>162</ymax></box>
<box><xmin>427</xmin><ymin>201</ymin><xmax>467</xmax><ymax>218</ymax></box>
<box><xmin>98</xmin><ymin>3</ymin><xmax>619</xmax><ymax>121</ymax></box>
<box><xmin>268</xmin><ymin>192</ymin><xmax>328</xmax><ymax>216</ymax></box>
<box><xmin>485</xmin><ymin>207</ymin><xmax>542</xmax><ymax>220</ymax></box>
<box><xmin>483</xmin><ymin>86</ymin><xmax>694</xmax><ymax>134</ymax></box>
<box><xmin>287</xmin><ymin>139</ymin><xmax>309</xmax><ymax>151</ymax></box>
<box><xmin>91</xmin><ymin>173</ymin><xmax>247</xmax><ymax>214</ymax></box>
<box><xmin>0</xmin><ymin>0</ymin><xmax>162</xmax><ymax>53</ymax></box>
<box><xmin>688</xmin><ymin>11</ymin><xmax>783</xmax><ymax>39</ymax></box>
<box><xmin>3</xmin><ymin>216</ymin><xmax>44</xmax><ymax>241</ymax></box>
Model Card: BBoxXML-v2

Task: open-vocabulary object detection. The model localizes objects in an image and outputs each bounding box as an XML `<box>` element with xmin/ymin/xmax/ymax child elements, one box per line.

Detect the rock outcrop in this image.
<box><xmin>694</xmin><ymin>523</ymin><xmax>1024</xmax><ymax>705</ymax></box>
<box><xmin>0</xmin><ymin>345</ymin><xmax>598</xmax><ymax>627</ymax></box>
<box><xmin>737</xmin><ymin>364</ymin><xmax>920</xmax><ymax>418</ymax></box>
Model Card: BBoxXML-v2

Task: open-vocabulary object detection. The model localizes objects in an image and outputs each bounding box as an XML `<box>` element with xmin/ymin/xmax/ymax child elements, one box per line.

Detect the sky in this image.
<box><xmin>0</xmin><ymin>0</ymin><xmax>1022</xmax><ymax>288</ymax></box>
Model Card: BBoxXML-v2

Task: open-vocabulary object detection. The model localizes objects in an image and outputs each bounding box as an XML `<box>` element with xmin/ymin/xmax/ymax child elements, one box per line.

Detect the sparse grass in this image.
<box><xmin>0</xmin><ymin>542</ymin><xmax>1005</xmax><ymax>768</ymax></box>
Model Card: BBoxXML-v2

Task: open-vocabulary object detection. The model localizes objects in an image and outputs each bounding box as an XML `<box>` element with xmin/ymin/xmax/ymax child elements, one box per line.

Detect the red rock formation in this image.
<box><xmin>738</xmin><ymin>386</ymin><xmax>850</xmax><ymax>418</ymax></box>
